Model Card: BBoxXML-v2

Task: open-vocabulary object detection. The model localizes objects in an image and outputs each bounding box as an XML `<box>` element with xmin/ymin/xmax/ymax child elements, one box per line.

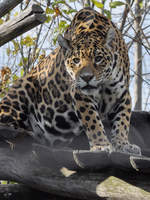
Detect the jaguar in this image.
<box><xmin>0</xmin><ymin>7</ymin><xmax>141</xmax><ymax>154</ymax></box>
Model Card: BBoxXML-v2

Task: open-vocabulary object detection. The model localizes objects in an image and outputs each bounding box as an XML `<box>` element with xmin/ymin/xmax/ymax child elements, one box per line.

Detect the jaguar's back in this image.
<box><xmin>0</xmin><ymin>47</ymin><xmax>82</xmax><ymax>147</ymax></box>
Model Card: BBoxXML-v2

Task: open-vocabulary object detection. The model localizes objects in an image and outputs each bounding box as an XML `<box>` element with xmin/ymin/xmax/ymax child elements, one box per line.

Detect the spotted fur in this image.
<box><xmin>0</xmin><ymin>8</ymin><xmax>141</xmax><ymax>154</ymax></box>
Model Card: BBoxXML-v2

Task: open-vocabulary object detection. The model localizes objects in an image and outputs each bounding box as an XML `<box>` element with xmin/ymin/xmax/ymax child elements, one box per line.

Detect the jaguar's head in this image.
<box><xmin>58</xmin><ymin>28</ymin><xmax>116</xmax><ymax>95</ymax></box>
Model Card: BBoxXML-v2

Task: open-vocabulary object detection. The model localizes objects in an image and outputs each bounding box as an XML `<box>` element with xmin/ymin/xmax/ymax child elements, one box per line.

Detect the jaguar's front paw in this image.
<box><xmin>115</xmin><ymin>143</ymin><xmax>141</xmax><ymax>156</ymax></box>
<box><xmin>90</xmin><ymin>145</ymin><xmax>112</xmax><ymax>153</ymax></box>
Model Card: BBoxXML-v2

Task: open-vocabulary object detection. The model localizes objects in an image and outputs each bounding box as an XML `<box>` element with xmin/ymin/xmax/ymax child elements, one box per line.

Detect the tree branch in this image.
<box><xmin>0</xmin><ymin>0</ymin><xmax>23</xmax><ymax>18</ymax></box>
<box><xmin>0</xmin><ymin>4</ymin><xmax>46</xmax><ymax>47</ymax></box>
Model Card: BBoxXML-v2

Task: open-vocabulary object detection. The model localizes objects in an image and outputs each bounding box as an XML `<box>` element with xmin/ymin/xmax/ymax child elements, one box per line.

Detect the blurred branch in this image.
<box><xmin>130</xmin><ymin>68</ymin><xmax>150</xmax><ymax>87</ymax></box>
<box><xmin>64</xmin><ymin>2</ymin><xmax>73</xmax><ymax>10</ymax></box>
<box><xmin>0</xmin><ymin>0</ymin><xmax>23</xmax><ymax>18</ymax></box>
<box><xmin>61</xmin><ymin>13</ymin><xmax>71</xmax><ymax>22</ymax></box>
<box><xmin>30</xmin><ymin>18</ymin><xmax>55</xmax><ymax>68</ymax></box>
<box><xmin>120</xmin><ymin>0</ymin><xmax>131</xmax><ymax>32</ymax></box>
<box><xmin>144</xmin><ymin>89</ymin><xmax>150</xmax><ymax>110</ymax></box>
<box><xmin>31</xmin><ymin>24</ymin><xmax>43</xmax><ymax>67</ymax></box>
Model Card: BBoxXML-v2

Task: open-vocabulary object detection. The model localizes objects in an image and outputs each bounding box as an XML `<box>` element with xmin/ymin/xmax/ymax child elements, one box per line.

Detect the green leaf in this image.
<box><xmin>109</xmin><ymin>1</ymin><xmax>125</xmax><ymax>8</ymax></box>
<box><xmin>0</xmin><ymin>18</ymin><xmax>4</xmax><ymax>25</ymax></box>
<box><xmin>19</xmin><ymin>59</ymin><xmax>23</xmax><ymax>67</ymax></box>
<box><xmin>54</xmin><ymin>0</ymin><xmax>65</xmax><ymax>4</ymax></box>
<box><xmin>53</xmin><ymin>36</ymin><xmax>58</xmax><ymax>45</ymax></box>
<box><xmin>1</xmin><ymin>181</ymin><xmax>8</xmax><ymax>184</ymax></box>
<box><xmin>14</xmin><ymin>12</ymin><xmax>18</xmax><ymax>16</ymax></box>
<box><xmin>20</xmin><ymin>68</ymin><xmax>24</xmax><ymax>77</ymax></box>
<box><xmin>92</xmin><ymin>0</ymin><xmax>104</xmax><ymax>8</ymax></box>
<box><xmin>104</xmin><ymin>9</ymin><xmax>111</xmax><ymax>19</ymax></box>
<box><xmin>58</xmin><ymin>20</ymin><xmax>69</xmax><ymax>33</ymax></box>
<box><xmin>59</xmin><ymin>20</ymin><xmax>67</xmax><ymax>28</ymax></box>
<box><xmin>45</xmin><ymin>15</ymin><xmax>52</xmax><ymax>23</ymax></box>
<box><xmin>139</xmin><ymin>2</ymin><xmax>143</xmax><ymax>8</ymax></box>
<box><xmin>52</xmin><ymin>0</ymin><xmax>65</xmax><ymax>7</ymax></box>
<box><xmin>62</xmin><ymin>9</ymin><xmax>77</xmax><ymax>15</ymax></box>
<box><xmin>21</xmin><ymin>36</ymin><xmax>35</xmax><ymax>47</ymax></box>
<box><xmin>46</xmin><ymin>7</ymin><xmax>54</xmax><ymax>14</ymax></box>
<box><xmin>23</xmin><ymin>57</ymin><xmax>28</xmax><ymax>64</ymax></box>
<box><xmin>6</xmin><ymin>48</ymin><xmax>11</xmax><ymax>56</ymax></box>
<box><xmin>19</xmin><ymin>57</ymin><xmax>28</xmax><ymax>67</ymax></box>
<box><xmin>13</xmin><ymin>74</ymin><xmax>18</xmax><ymax>81</ymax></box>
<box><xmin>12</xmin><ymin>40</ymin><xmax>19</xmax><ymax>54</ymax></box>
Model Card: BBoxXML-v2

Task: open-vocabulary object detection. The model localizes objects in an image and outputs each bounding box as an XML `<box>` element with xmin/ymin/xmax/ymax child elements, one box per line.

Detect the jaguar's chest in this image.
<box><xmin>94</xmin><ymin>81</ymin><xmax>125</xmax><ymax>119</ymax></box>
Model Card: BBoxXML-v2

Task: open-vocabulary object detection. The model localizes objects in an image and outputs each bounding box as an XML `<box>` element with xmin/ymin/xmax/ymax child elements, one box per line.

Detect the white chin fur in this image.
<box><xmin>80</xmin><ymin>88</ymin><xmax>98</xmax><ymax>96</ymax></box>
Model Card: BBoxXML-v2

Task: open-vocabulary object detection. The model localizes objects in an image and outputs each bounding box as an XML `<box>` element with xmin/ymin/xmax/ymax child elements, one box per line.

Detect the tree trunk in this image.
<box><xmin>134</xmin><ymin>0</ymin><xmax>143</xmax><ymax>110</ymax></box>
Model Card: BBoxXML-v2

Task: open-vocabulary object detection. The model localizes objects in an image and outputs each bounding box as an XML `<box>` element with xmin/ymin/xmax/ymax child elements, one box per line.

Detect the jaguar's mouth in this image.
<box><xmin>81</xmin><ymin>85</ymin><xmax>97</xmax><ymax>90</ymax></box>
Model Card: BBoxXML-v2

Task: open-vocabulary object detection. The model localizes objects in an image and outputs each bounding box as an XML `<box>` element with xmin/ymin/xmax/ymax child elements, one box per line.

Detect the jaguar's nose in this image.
<box><xmin>80</xmin><ymin>75</ymin><xmax>94</xmax><ymax>83</ymax></box>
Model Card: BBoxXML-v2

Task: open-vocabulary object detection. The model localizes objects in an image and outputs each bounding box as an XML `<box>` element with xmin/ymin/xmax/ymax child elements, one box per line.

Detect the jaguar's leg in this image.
<box><xmin>109</xmin><ymin>90</ymin><xmax>141</xmax><ymax>155</ymax></box>
<box><xmin>73</xmin><ymin>92</ymin><xmax>111</xmax><ymax>152</ymax></box>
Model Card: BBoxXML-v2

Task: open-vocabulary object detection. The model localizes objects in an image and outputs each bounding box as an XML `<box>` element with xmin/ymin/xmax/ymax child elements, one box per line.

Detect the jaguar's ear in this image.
<box><xmin>106</xmin><ymin>28</ymin><xmax>115</xmax><ymax>49</ymax></box>
<box><xmin>57</xmin><ymin>34</ymin><xmax>71</xmax><ymax>50</ymax></box>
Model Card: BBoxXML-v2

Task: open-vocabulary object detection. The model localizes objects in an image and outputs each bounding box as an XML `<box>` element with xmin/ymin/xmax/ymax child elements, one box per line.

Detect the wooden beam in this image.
<box><xmin>0</xmin><ymin>112</ymin><xmax>150</xmax><ymax>199</ymax></box>
<box><xmin>0</xmin><ymin>184</ymin><xmax>64</xmax><ymax>200</ymax></box>
<box><xmin>0</xmin><ymin>137</ymin><xmax>150</xmax><ymax>200</ymax></box>
<box><xmin>0</xmin><ymin>4</ymin><xmax>46</xmax><ymax>47</ymax></box>
<box><xmin>0</xmin><ymin>0</ymin><xmax>23</xmax><ymax>18</ymax></box>
<box><xmin>0</xmin><ymin>184</ymin><xmax>35</xmax><ymax>200</ymax></box>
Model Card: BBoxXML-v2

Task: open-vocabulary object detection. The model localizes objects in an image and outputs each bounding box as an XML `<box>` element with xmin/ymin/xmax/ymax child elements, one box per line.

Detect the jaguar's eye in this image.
<box><xmin>73</xmin><ymin>58</ymin><xmax>80</xmax><ymax>64</ymax></box>
<box><xmin>95</xmin><ymin>56</ymin><xmax>102</xmax><ymax>63</ymax></box>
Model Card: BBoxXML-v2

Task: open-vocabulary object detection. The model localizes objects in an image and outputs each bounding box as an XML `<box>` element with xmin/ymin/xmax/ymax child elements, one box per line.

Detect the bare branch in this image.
<box><xmin>120</xmin><ymin>0</ymin><xmax>131</xmax><ymax>32</ymax></box>
<box><xmin>130</xmin><ymin>68</ymin><xmax>150</xmax><ymax>87</ymax></box>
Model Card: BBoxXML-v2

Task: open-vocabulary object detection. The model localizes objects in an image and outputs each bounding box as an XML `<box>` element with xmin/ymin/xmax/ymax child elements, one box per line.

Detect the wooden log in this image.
<box><xmin>0</xmin><ymin>184</ymin><xmax>70</xmax><ymax>200</ymax></box>
<box><xmin>0</xmin><ymin>184</ymin><xmax>35</xmax><ymax>200</ymax></box>
<box><xmin>0</xmin><ymin>4</ymin><xmax>46</xmax><ymax>47</ymax></box>
<box><xmin>0</xmin><ymin>112</ymin><xmax>150</xmax><ymax>199</ymax></box>
<box><xmin>0</xmin><ymin>137</ymin><xmax>150</xmax><ymax>200</ymax></box>
<box><xmin>0</xmin><ymin>0</ymin><xmax>23</xmax><ymax>18</ymax></box>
